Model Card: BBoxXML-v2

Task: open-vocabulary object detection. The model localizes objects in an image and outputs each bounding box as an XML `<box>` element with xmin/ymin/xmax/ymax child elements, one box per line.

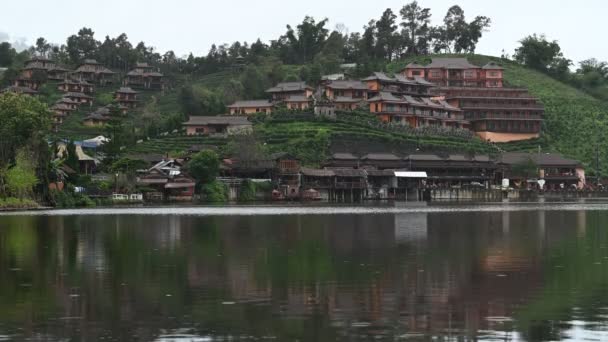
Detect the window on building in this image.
<box><xmin>430</xmin><ymin>71</ymin><xmax>441</xmax><ymax>78</ymax></box>
<box><xmin>464</xmin><ymin>70</ymin><xmax>475</xmax><ymax>78</ymax></box>
<box><xmin>412</xmin><ymin>70</ymin><xmax>422</xmax><ymax>76</ymax></box>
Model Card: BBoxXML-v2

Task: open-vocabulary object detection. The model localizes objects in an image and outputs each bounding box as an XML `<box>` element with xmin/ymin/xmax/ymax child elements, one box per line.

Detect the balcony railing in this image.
<box><xmin>467</xmin><ymin>114</ymin><xmax>543</xmax><ymax>121</ymax></box>
<box><xmin>460</xmin><ymin>102</ymin><xmax>544</xmax><ymax>110</ymax></box>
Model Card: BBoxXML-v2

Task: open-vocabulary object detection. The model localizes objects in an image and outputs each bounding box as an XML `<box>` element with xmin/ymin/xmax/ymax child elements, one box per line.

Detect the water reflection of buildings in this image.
<box><xmin>0</xmin><ymin>208</ymin><xmax>595</xmax><ymax>341</ymax></box>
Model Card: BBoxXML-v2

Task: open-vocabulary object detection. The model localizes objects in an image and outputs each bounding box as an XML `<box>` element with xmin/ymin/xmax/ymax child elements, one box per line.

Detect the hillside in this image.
<box><xmin>48</xmin><ymin>54</ymin><xmax>608</xmax><ymax>172</ymax></box>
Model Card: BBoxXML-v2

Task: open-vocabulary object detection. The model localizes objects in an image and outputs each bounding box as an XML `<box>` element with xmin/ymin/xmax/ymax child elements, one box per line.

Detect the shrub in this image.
<box><xmin>0</xmin><ymin>197</ymin><xmax>39</xmax><ymax>209</ymax></box>
<box><xmin>238</xmin><ymin>179</ymin><xmax>257</xmax><ymax>202</ymax></box>
<box><xmin>201</xmin><ymin>180</ymin><xmax>228</xmax><ymax>203</ymax></box>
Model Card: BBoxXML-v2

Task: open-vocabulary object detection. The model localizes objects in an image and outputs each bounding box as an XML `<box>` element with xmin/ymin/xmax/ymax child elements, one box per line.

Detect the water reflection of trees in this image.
<box><xmin>0</xmin><ymin>209</ymin><xmax>605</xmax><ymax>340</ymax></box>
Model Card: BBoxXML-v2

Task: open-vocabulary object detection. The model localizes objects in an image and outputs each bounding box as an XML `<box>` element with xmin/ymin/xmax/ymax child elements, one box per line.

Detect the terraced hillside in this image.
<box><xmin>49</xmin><ymin>54</ymin><xmax>608</xmax><ymax>172</ymax></box>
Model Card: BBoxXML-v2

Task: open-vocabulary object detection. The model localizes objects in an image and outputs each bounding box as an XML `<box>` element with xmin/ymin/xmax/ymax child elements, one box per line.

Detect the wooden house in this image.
<box><xmin>498</xmin><ymin>152</ymin><xmax>585</xmax><ymax>190</ymax></box>
<box><xmin>64</xmin><ymin>92</ymin><xmax>94</xmax><ymax>107</ymax></box>
<box><xmin>73</xmin><ymin>59</ymin><xmax>115</xmax><ymax>85</ymax></box>
<box><xmin>58</xmin><ymin>79</ymin><xmax>94</xmax><ymax>94</ymax></box>
<box><xmin>13</xmin><ymin>77</ymin><xmax>41</xmax><ymax>90</ymax></box>
<box><xmin>114</xmin><ymin>87</ymin><xmax>138</xmax><ymax>108</ymax></box>
<box><xmin>0</xmin><ymin>86</ymin><xmax>38</xmax><ymax>96</ymax></box>
<box><xmin>124</xmin><ymin>62</ymin><xmax>164</xmax><ymax>90</ymax></box>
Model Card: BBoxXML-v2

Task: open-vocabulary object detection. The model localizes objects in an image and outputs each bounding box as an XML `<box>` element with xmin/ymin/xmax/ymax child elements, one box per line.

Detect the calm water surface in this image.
<box><xmin>1</xmin><ymin>202</ymin><xmax>608</xmax><ymax>341</ymax></box>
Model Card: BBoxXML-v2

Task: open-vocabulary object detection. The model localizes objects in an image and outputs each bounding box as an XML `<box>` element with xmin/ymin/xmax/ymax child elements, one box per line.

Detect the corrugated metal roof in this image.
<box><xmin>395</xmin><ymin>171</ymin><xmax>428</xmax><ymax>178</ymax></box>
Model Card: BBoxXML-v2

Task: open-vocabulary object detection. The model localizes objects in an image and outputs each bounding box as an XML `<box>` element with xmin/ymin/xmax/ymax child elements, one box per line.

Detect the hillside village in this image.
<box><xmin>1</xmin><ymin>1</ymin><xmax>607</xmax><ymax>207</ymax></box>
<box><xmin>0</xmin><ymin>53</ymin><xmax>588</xmax><ymax>204</ymax></box>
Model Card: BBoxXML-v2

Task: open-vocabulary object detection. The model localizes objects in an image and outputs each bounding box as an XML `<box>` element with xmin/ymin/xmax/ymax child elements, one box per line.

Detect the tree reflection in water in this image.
<box><xmin>0</xmin><ymin>208</ymin><xmax>606</xmax><ymax>341</ymax></box>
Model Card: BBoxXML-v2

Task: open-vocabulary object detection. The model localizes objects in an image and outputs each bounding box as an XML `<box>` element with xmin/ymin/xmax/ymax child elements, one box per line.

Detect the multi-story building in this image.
<box><xmin>73</xmin><ymin>59</ymin><xmax>115</xmax><ymax>85</ymax></box>
<box><xmin>402</xmin><ymin>58</ymin><xmax>504</xmax><ymax>88</ymax></box>
<box><xmin>362</xmin><ymin>72</ymin><xmax>435</xmax><ymax>97</ymax></box>
<box><xmin>58</xmin><ymin>79</ymin><xmax>94</xmax><ymax>94</ymax></box>
<box><xmin>322</xmin><ymin>80</ymin><xmax>368</xmax><ymax>110</ymax></box>
<box><xmin>114</xmin><ymin>87</ymin><xmax>139</xmax><ymax>109</ymax></box>
<box><xmin>435</xmin><ymin>87</ymin><xmax>543</xmax><ymax>142</ymax></box>
<box><xmin>368</xmin><ymin>92</ymin><xmax>469</xmax><ymax>129</ymax></box>
<box><xmin>21</xmin><ymin>56</ymin><xmax>70</xmax><ymax>81</ymax></box>
<box><xmin>266</xmin><ymin>82</ymin><xmax>314</xmax><ymax>102</ymax></box>
<box><xmin>124</xmin><ymin>62</ymin><xmax>164</xmax><ymax>90</ymax></box>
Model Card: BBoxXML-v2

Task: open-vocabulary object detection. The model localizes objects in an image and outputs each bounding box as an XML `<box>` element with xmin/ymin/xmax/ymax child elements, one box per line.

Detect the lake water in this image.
<box><xmin>1</xmin><ymin>202</ymin><xmax>608</xmax><ymax>341</ymax></box>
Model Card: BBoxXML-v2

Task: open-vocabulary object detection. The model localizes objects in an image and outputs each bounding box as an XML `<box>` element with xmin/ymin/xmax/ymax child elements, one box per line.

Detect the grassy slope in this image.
<box><xmin>388</xmin><ymin>54</ymin><xmax>608</xmax><ymax>173</ymax></box>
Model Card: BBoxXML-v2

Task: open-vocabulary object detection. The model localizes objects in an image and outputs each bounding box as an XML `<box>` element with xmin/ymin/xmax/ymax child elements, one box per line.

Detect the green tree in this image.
<box><xmin>241</xmin><ymin>66</ymin><xmax>269</xmax><ymax>99</ymax></box>
<box><xmin>66</xmin><ymin>27</ymin><xmax>98</xmax><ymax>64</ymax></box>
<box><xmin>399</xmin><ymin>1</ymin><xmax>432</xmax><ymax>55</ymax></box>
<box><xmin>64</xmin><ymin>141</ymin><xmax>79</xmax><ymax>173</ymax></box>
<box><xmin>111</xmin><ymin>157</ymin><xmax>148</xmax><ymax>175</ymax></box>
<box><xmin>35</xmin><ymin>37</ymin><xmax>51</xmax><ymax>57</ymax></box>
<box><xmin>0</xmin><ymin>42</ymin><xmax>16</xmax><ymax>67</ymax></box>
<box><xmin>0</xmin><ymin>93</ymin><xmax>52</xmax><ymax>167</ymax></box>
<box><xmin>375</xmin><ymin>8</ymin><xmax>399</xmax><ymax>60</ymax></box>
<box><xmin>5</xmin><ymin>148</ymin><xmax>38</xmax><ymax>199</ymax></box>
<box><xmin>283</xmin><ymin>16</ymin><xmax>329</xmax><ymax>63</ymax></box>
<box><xmin>187</xmin><ymin>150</ymin><xmax>220</xmax><ymax>184</ymax></box>
<box><xmin>514</xmin><ymin>34</ymin><xmax>571</xmax><ymax>76</ymax></box>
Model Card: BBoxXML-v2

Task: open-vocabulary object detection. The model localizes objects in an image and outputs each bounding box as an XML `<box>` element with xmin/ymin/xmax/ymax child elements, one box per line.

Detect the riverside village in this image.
<box><xmin>0</xmin><ymin>53</ymin><xmax>592</xmax><ymax>206</ymax></box>
<box><xmin>5</xmin><ymin>2</ymin><xmax>608</xmax><ymax>342</ymax></box>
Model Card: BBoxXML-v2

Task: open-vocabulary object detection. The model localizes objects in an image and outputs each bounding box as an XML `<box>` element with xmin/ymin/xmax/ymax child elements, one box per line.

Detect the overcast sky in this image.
<box><xmin>0</xmin><ymin>0</ymin><xmax>605</xmax><ymax>64</ymax></box>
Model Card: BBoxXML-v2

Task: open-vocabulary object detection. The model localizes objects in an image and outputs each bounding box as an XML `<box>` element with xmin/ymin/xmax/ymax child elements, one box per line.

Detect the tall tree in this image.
<box><xmin>375</xmin><ymin>9</ymin><xmax>399</xmax><ymax>61</ymax></box>
<box><xmin>399</xmin><ymin>1</ymin><xmax>432</xmax><ymax>55</ymax></box>
<box><xmin>0</xmin><ymin>42</ymin><xmax>16</xmax><ymax>67</ymax></box>
<box><xmin>65</xmin><ymin>28</ymin><xmax>98</xmax><ymax>65</ymax></box>
<box><xmin>284</xmin><ymin>16</ymin><xmax>329</xmax><ymax>63</ymax></box>
<box><xmin>34</xmin><ymin>37</ymin><xmax>51</xmax><ymax>57</ymax></box>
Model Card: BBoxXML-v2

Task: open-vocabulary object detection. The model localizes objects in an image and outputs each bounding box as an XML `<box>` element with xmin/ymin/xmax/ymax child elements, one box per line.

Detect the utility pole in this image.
<box><xmin>597</xmin><ymin>143</ymin><xmax>601</xmax><ymax>186</ymax></box>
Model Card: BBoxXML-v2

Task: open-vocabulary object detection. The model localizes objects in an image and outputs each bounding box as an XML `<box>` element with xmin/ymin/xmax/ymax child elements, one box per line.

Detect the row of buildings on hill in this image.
<box><xmin>221</xmin><ymin>58</ymin><xmax>543</xmax><ymax>143</ymax></box>
<box><xmin>1</xmin><ymin>56</ymin><xmax>164</xmax><ymax>131</ymax></box>
<box><xmin>4</xmin><ymin>57</ymin><xmax>165</xmax><ymax>90</ymax></box>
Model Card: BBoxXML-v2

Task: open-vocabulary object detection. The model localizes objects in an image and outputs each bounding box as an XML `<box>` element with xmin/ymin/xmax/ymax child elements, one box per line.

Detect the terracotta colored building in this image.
<box><xmin>323</xmin><ymin>80</ymin><xmax>368</xmax><ymax>110</ymax></box>
<box><xmin>227</xmin><ymin>100</ymin><xmax>273</xmax><ymax>115</ymax></box>
<box><xmin>284</xmin><ymin>96</ymin><xmax>311</xmax><ymax>110</ymax></box>
<box><xmin>73</xmin><ymin>59</ymin><xmax>115</xmax><ymax>85</ymax></box>
<box><xmin>362</xmin><ymin>72</ymin><xmax>435</xmax><ymax>98</ymax></box>
<box><xmin>183</xmin><ymin>116</ymin><xmax>252</xmax><ymax>136</ymax></box>
<box><xmin>124</xmin><ymin>62</ymin><xmax>164</xmax><ymax>90</ymax></box>
<box><xmin>435</xmin><ymin>87</ymin><xmax>543</xmax><ymax>142</ymax></box>
<box><xmin>368</xmin><ymin>92</ymin><xmax>469</xmax><ymax>129</ymax></box>
<box><xmin>266</xmin><ymin>82</ymin><xmax>314</xmax><ymax>102</ymax></box>
<box><xmin>402</xmin><ymin>58</ymin><xmax>504</xmax><ymax>88</ymax></box>
<box><xmin>114</xmin><ymin>87</ymin><xmax>138</xmax><ymax>109</ymax></box>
